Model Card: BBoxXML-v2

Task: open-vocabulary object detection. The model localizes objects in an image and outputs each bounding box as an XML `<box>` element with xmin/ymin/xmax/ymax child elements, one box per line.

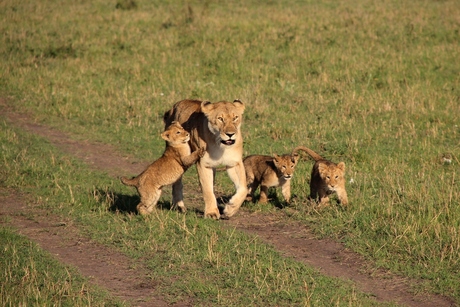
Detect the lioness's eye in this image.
<box><xmin>335</xmin><ymin>176</ymin><xmax>339</xmax><ymax>179</ymax></box>
<box><xmin>233</xmin><ymin>116</ymin><xmax>239</xmax><ymax>121</ymax></box>
<box><xmin>218</xmin><ymin>117</ymin><xmax>224</xmax><ymax>122</ymax></box>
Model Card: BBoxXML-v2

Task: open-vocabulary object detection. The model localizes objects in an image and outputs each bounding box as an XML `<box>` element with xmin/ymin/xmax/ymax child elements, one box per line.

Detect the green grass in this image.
<box><xmin>0</xmin><ymin>227</ymin><xmax>125</xmax><ymax>307</ymax></box>
<box><xmin>0</xmin><ymin>121</ymin><xmax>386</xmax><ymax>306</ymax></box>
<box><xmin>1</xmin><ymin>0</ymin><xmax>459</xmax><ymax>305</ymax></box>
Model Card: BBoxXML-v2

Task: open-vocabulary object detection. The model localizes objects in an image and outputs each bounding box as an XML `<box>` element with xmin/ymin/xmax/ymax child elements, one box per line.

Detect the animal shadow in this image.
<box><xmin>95</xmin><ymin>188</ymin><xmax>202</xmax><ymax>215</ymax></box>
<box><xmin>93</xmin><ymin>188</ymin><xmax>139</xmax><ymax>214</ymax></box>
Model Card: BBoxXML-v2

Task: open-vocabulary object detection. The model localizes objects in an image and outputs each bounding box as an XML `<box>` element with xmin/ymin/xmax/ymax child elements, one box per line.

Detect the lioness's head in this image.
<box><xmin>318</xmin><ymin>162</ymin><xmax>346</xmax><ymax>192</ymax></box>
<box><xmin>201</xmin><ymin>99</ymin><xmax>245</xmax><ymax>146</ymax></box>
<box><xmin>273</xmin><ymin>153</ymin><xmax>299</xmax><ymax>180</ymax></box>
<box><xmin>161</xmin><ymin>121</ymin><xmax>190</xmax><ymax>146</ymax></box>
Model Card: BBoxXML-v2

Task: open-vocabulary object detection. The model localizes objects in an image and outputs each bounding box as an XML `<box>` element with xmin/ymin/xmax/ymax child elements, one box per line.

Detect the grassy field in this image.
<box><xmin>0</xmin><ymin>226</ymin><xmax>125</xmax><ymax>306</ymax></box>
<box><xmin>1</xmin><ymin>0</ymin><xmax>459</xmax><ymax>305</ymax></box>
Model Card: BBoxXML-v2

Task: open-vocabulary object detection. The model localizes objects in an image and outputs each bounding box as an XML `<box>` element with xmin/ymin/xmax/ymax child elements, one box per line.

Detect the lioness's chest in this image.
<box><xmin>201</xmin><ymin>146</ymin><xmax>241</xmax><ymax>168</ymax></box>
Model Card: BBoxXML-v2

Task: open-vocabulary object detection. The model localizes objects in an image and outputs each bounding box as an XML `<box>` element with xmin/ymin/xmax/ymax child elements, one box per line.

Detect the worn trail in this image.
<box><xmin>0</xmin><ymin>102</ymin><xmax>455</xmax><ymax>307</ymax></box>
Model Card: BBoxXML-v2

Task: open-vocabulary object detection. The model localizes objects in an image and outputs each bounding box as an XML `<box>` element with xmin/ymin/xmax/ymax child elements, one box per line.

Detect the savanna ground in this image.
<box><xmin>1</xmin><ymin>0</ymin><xmax>459</xmax><ymax>306</ymax></box>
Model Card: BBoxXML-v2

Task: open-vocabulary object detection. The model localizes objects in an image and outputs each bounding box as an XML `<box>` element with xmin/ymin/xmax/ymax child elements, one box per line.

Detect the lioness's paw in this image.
<box><xmin>204</xmin><ymin>208</ymin><xmax>221</xmax><ymax>220</ymax></box>
<box><xmin>222</xmin><ymin>205</ymin><xmax>239</xmax><ymax>218</ymax></box>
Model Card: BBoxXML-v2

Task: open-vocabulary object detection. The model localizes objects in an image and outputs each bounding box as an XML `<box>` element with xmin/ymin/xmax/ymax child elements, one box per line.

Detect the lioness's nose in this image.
<box><xmin>226</xmin><ymin>132</ymin><xmax>235</xmax><ymax>138</ymax></box>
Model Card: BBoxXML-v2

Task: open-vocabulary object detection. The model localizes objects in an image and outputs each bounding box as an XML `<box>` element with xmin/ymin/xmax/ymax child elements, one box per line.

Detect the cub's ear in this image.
<box><xmin>273</xmin><ymin>153</ymin><xmax>281</xmax><ymax>161</ymax></box>
<box><xmin>233</xmin><ymin>99</ymin><xmax>245</xmax><ymax>112</ymax></box>
<box><xmin>292</xmin><ymin>153</ymin><xmax>300</xmax><ymax>163</ymax></box>
<box><xmin>318</xmin><ymin>163</ymin><xmax>328</xmax><ymax>175</ymax></box>
<box><xmin>168</xmin><ymin>121</ymin><xmax>182</xmax><ymax>129</ymax></box>
<box><xmin>161</xmin><ymin>131</ymin><xmax>170</xmax><ymax>141</ymax></box>
<box><xmin>337</xmin><ymin>162</ymin><xmax>346</xmax><ymax>172</ymax></box>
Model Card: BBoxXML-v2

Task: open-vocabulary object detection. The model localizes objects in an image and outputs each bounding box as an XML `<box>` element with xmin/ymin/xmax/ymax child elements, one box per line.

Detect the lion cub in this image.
<box><xmin>293</xmin><ymin>146</ymin><xmax>348</xmax><ymax>206</ymax></box>
<box><xmin>120</xmin><ymin>121</ymin><xmax>205</xmax><ymax>215</ymax></box>
<box><xmin>243</xmin><ymin>153</ymin><xmax>300</xmax><ymax>204</ymax></box>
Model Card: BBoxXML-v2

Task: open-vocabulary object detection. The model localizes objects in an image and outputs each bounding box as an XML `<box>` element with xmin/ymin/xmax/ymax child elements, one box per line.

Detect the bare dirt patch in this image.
<box><xmin>0</xmin><ymin>101</ymin><xmax>456</xmax><ymax>307</ymax></box>
<box><xmin>0</xmin><ymin>189</ymin><xmax>176</xmax><ymax>307</ymax></box>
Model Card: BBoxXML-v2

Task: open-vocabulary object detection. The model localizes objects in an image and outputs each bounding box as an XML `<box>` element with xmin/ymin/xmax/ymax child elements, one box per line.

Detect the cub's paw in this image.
<box><xmin>198</xmin><ymin>147</ymin><xmax>206</xmax><ymax>158</ymax></box>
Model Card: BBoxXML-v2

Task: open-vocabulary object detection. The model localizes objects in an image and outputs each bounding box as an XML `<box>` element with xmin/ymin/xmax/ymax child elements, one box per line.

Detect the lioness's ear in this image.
<box><xmin>200</xmin><ymin>101</ymin><xmax>214</xmax><ymax>115</ymax></box>
<box><xmin>233</xmin><ymin>99</ymin><xmax>245</xmax><ymax>112</ymax></box>
<box><xmin>337</xmin><ymin>162</ymin><xmax>346</xmax><ymax>172</ymax></box>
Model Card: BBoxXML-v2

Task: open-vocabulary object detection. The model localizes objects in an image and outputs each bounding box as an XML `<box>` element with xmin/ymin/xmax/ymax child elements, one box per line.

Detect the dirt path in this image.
<box><xmin>0</xmin><ymin>101</ymin><xmax>456</xmax><ymax>307</ymax></box>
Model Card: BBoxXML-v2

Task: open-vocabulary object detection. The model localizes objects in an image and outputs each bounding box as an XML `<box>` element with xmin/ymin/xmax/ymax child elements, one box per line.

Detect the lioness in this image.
<box><xmin>244</xmin><ymin>153</ymin><xmax>299</xmax><ymax>204</ymax></box>
<box><xmin>163</xmin><ymin>99</ymin><xmax>247</xmax><ymax>219</ymax></box>
<box><xmin>293</xmin><ymin>146</ymin><xmax>348</xmax><ymax>206</ymax></box>
<box><xmin>120</xmin><ymin>121</ymin><xmax>205</xmax><ymax>215</ymax></box>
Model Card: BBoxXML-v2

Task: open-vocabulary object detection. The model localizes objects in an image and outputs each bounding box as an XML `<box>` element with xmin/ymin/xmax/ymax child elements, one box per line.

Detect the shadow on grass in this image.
<box><xmin>94</xmin><ymin>188</ymin><xmax>205</xmax><ymax>216</ymax></box>
<box><xmin>241</xmin><ymin>190</ymin><xmax>292</xmax><ymax>210</ymax></box>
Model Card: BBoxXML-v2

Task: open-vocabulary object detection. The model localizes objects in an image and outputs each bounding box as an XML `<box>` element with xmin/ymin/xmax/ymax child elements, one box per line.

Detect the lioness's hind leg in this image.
<box><xmin>172</xmin><ymin>177</ymin><xmax>186</xmax><ymax>212</ymax></box>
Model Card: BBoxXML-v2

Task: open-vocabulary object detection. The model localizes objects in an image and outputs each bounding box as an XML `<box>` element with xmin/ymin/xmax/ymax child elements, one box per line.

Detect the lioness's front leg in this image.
<box><xmin>223</xmin><ymin>162</ymin><xmax>248</xmax><ymax>218</ymax></box>
<box><xmin>196</xmin><ymin>162</ymin><xmax>220</xmax><ymax>219</ymax></box>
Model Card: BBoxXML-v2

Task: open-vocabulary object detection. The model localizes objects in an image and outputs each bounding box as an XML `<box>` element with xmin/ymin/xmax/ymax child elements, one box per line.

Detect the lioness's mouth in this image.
<box><xmin>221</xmin><ymin>140</ymin><xmax>235</xmax><ymax>146</ymax></box>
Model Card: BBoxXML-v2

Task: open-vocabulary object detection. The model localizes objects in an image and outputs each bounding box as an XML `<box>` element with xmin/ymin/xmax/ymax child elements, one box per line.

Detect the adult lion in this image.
<box><xmin>163</xmin><ymin>99</ymin><xmax>247</xmax><ymax>219</ymax></box>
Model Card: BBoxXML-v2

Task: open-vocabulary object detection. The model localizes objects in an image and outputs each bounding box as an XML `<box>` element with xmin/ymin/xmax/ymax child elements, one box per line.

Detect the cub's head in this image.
<box><xmin>318</xmin><ymin>162</ymin><xmax>346</xmax><ymax>192</ymax></box>
<box><xmin>161</xmin><ymin>121</ymin><xmax>190</xmax><ymax>146</ymax></box>
<box><xmin>201</xmin><ymin>99</ymin><xmax>245</xmax><ymax>146</ymax></box>
<box><xmin>273</xmin><ymin>153</ymin><xmax>299</xmax><ymax>180</ymax></box>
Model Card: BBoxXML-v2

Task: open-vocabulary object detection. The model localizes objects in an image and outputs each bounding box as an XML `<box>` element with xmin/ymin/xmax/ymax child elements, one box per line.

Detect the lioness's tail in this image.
<box><xmin>120</xmin><ymin>176</ymin><xmax>139</xmax><ymax>187</ymax></box>
<box><xmin>292</xmin><ymin>146</ymin><xmax>323</xmax><ymax>161</ymax></box>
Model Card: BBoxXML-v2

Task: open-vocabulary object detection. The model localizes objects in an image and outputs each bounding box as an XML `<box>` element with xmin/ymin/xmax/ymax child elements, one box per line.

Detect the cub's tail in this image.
<box><xmin>292</xmin><ymin>146</ymin><xmax>324</xmax><ymax>161</ymax></box>
<box><xmin>120</xmin><ymin>176</ymin><xmax>139</xmax><ymax>187</ymax></box>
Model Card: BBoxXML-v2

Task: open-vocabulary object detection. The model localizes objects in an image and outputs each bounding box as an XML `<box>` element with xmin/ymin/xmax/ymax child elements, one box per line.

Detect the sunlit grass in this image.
<box><xmin>0</xmin><ymin>227</ymin><xmax>125</xmax><ymax>307</ymax></box>
<box><xmin>1</xmin><ymin>0</ymin><xmax>459</xmax><ymax>304</ymax></box>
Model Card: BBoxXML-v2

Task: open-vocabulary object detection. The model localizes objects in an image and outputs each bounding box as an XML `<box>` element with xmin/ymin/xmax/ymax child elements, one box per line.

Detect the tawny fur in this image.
<box><xmin>120</xmin><ymin>122</ymin><xmax>204</xmax><ymax>215</ymax></box>
<box><xmin>163</xmin><ymin>99</ymin><xmax>247</xmax><ymax>219</ymax></box>
<box><xmin>243</xmin><ymin>153</ymin><xmax>299</xmax><ymax>204</ymax></box>
<box><xmin>292</xmin><ymin>146</ymin><xmax>348</xmax><ymax>206</ymax></box>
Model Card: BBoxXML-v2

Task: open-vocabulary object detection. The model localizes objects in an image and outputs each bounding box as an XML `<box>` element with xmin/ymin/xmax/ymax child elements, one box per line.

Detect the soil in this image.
<box><xmin>0</xmin><ymin>100</ymin><xmax>456</xmax><ymax>307</ymax></box>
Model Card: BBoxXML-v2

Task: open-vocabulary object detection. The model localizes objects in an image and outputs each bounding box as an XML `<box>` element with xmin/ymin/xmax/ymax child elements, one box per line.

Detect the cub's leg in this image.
<box><xmin>181</xmin><ymin>148</ymin><xmax>205</xmax><ymax>167</ymax></box>
<box><xmin>337</xmin><ymin>189</ymin><xmax>349</xmax><ymax>206</ymax></box>
<box><xmin>137</xmin><ymin>188</ymin><xmax>162</xmax><ymax>215</ymax></box>
<box><xmin>309</xmin><ymin>183</ymin><xmax>318</xmax><ymax>202</ymax></box>
<box><xmin>171</xmin><ymin>177</ymin><xmax>186</xmax><ymax>212</ymax></box>
<box><xmin>246</xmin><ymin>179</ymin><xmax>259</xmax><ymax>202</ymax></box>
<box><xmin>258</xmin><ymin>185</ymin><xmax>269</xmax><ymax>203</ymax></box>
<box><xmin>317</xmin><ymin>189</ymin><xmax>330</xmax><ymax>207</ymax></box>
<box><xmin>281</xmin><ymin>181</ymin><xmax>291</xmax><ymax>203</ymax></box>
<box><xmin>196</xmin><ymin>162</ymin><xmax>220</xmax><ymax>219</ymax></box>
<box><xmin>223</xmin><ymin>163</ymin><xmax>248</xmax><ymax>218</ymax></box>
